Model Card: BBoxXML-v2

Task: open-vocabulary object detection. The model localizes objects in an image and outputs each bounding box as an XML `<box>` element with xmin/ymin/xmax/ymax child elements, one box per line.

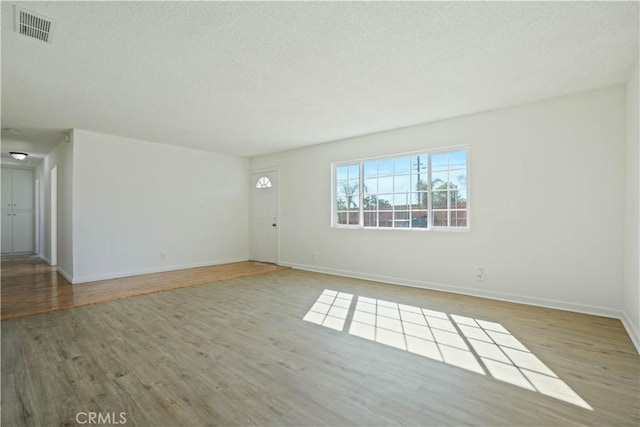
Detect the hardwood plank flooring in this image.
<box><xmin>1</xmin><ymin>254</ymin><xmax>286</xmax><ymax>320</ymax></box>
<box><xmin>2</xmin><ymin>268</ymin><xmax>638</xmax><ymax>426</ymax></box>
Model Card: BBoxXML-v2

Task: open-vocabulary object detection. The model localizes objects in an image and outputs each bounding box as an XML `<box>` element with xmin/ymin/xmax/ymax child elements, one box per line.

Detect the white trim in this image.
<box><xmin>57</xmin><ymin>266</ymin><xmax>73</xmax><ymax>283</ymax></box>
<box><xmin>284</xmin><ymin>262</ymin><xmax>623</xmax><ymax>320</ymax></box>
<box><xmin>38</xmin><ymin>253</ymin><xmax>51</xmax><ymax>265</ymax></box>
<box><xmin>34</xmin><ymin>178</ymin><xmax>39</xmax><ymax>256</ymax></box>
<box><xmin>621</xmin><ymin>311</ymin><xmax>640</xmax><ymax>355</ymax></box>
<box><xmin>71</xmin><ymin>257</ymin><xmax>248</xmax><ymax>285</ymax></box>
<box><xmin>50</xmin><ymin>166</ymin><xmax>57</xmax><ymax>266</ymax></box>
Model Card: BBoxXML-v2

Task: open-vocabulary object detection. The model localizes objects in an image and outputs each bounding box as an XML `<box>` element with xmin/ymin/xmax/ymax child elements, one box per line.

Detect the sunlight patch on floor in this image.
<box><xmin>451</xmin><ymin>314</ymin><xmax>592</xmax><ymax>410</ymax></box>
<box><xmin>302</xmin><ymin>289</ymin><xmax>353</xmax><ymax>331</ymax></box>
<box><xmin>303</xmin><ymin>290</ymin><xmax>593</xmax><ymax>411</ymax></box>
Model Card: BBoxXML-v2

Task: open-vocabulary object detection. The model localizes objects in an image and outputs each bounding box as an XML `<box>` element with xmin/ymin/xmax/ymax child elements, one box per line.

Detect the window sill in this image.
<box><xmin>331</xmin><ymin>225</ymin><xmax>470</xmax><ymax>232</ymax></box>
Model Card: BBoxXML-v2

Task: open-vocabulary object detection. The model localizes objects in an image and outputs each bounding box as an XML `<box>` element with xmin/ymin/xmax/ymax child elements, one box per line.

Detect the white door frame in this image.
<box><xmin>50</xmin><ymin>166</ymin><xmax>57</xmax><ymax>266</ymax></box>
<box><xmin>250</xmin><ymin>167</ymin><xmax>279</xmax><ymax>264</ymax></box>
<box><xmin>35</xmin><ymin>178</ymin><xmax>40</xmax><ymax>256</ymax></box>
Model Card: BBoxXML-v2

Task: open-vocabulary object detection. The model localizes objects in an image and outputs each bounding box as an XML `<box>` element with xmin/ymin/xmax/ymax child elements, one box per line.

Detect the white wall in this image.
<box><xmin>623</xmin><ymin>61</ymin><xmax>639</xmax><ymax>352</ymax></box>
<box><xmin>252</xmin><ymin>86</ymin><xmax>626</xmax><ymax>317</ymax></box>
<box><xmin>72</xmin><ymin>129</ymin><xmax>250</xmax><ymax>283</ymax></box>
<box><xmin>35</xmin><ymin>136</ymin><xmax>74</xmax><ymax>279</ymax></box>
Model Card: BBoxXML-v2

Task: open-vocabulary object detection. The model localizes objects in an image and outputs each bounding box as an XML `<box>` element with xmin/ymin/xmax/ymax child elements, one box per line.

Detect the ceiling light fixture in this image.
<box><xmin>9</xmin><ymin>152</ymin><xmax>28</xmax><ymax>161</ymax></box>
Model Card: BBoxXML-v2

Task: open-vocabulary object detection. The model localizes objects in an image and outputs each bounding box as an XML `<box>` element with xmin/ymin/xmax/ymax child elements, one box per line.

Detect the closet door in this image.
<box><xmin>12</xmin><ymin>211</ymin><xmax>34</xmax><ymax>252</ymax></box>
<box><xmin>1</xmin><ymin>169</ymin><xmax>12</xmax><ymax>209</ymax></box>
<box><xmin>12</xmin><ymin>169</ymin><xmax>34</xmax><ymax>210</ymax></box>
<box><xmin>1</xmin><ymin>211</ymin><xmax>12</xmax><ymax>252</ymax></box>
<box><xmin>0</xmin><ymin>168</ymin><xmax>34</xmax><ymax>253</ymax></box>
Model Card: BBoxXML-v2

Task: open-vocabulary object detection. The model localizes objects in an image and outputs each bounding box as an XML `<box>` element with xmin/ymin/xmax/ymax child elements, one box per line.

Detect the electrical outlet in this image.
<box><xmin>161</xmin><ymin>252</ymin><xmax>166</xmax><ymax>261</ymax></box>
<box><xmin>311</xmin><ymin>253</ymin><xmax>317</xmax><ymax>263</ymax></box>
<box><xmin>476</xmin><ymin>268</ymin><xmax>485</xmax><ymax>281</ymax></box>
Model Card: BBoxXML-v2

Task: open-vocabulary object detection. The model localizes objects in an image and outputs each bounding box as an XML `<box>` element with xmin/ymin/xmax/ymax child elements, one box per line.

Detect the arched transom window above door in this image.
<box><xmin>255</xmin><ymin>176</ymin><xmax>272</xmax><ymax>189</ymax></box>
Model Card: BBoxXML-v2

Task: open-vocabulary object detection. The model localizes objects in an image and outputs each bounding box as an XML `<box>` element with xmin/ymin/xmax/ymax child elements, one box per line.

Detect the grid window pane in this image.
<box><xmin>411</xmin><ymin>192</ymin><xmax>428</xmax><ymax>209</ymax></box>
<box><xmin>364</xmin><ymin>178</ymin><xmax>377</xmax><ymax>194</ymax></box>
<box><xmin>412</xmin><ymin>155</ymin><xmax>427</xmax><ymax>175</ymax></box>
<box><xmin>363</xmin><ymin>195</ymin><xmax>377</xmax><ymax>211</ymax></box>
<box><xmin>378</xmin><ymin>195</ymin><xmax>393</xmax><ymax>210</ymax></box>
<box><xmin>411</xmin><ymin>211</ymin><xmax>428</xmax><ymax>228</ymax></box>
<box><xmin>364</xmin><ymin>211</ymin><xmax>377</xmax><ymax>227</ymax></box>
<box><xmin>449</xmin><ymin>189</ymin><xmax>467</xmax><ymax>209</ymax></box>
<box><xmin>379</xmin><ymin>212</ymin><xmax>393</xmax><ymax>227</ymax></box>
<box><xmin>348</xmin><ymin>164</ymin><xmax>359</xmax><ymax>179</ymax></box>
<box><xmin>451</xmin><ymin>211</ymin><xmax>467</xmax><ymax>227</ymax></box>
<box><xmin>394</xmin><ymin>175</ymin><xmax>411</xmax><ymax>192</ymax></box>
<box><xmin>394</xmin><ymin>157</ymin><xmax>411</xmax><ymax>174</ymax></box>
<box><xmin>451</xmin><ymin>171</ymin><xmax>467</xmax><ymax>189</ymax></box>
<box><xmin>347</xmin><ymin>195</ymin><xmax>359</xmax><ymax>209</ymax></box>
<box><xmin>433</xmin><ymin>191</ymin><xmax>447</xmax><ymax>209</ymax></box>
<box><xmin>432</xmin><ymin>153</ymin><xmax>448</xmax><ymax>171</ymax></box>
<box><xmin>449</xmin><ymin>151</ymin><xmax>467</xmax><ymax>169</ymax></box>
<box><xmin>348</xmin><ymin>212</ymin><xmax>360</xmax><ymax>225</ymax></box>
<box><xmin>337</xmin><ymin>195</ymin><xmax>347</xmax><ymax>210</ymax></box>
<box><xmin>433</xmin><ymin>211</ymin><xmax>448</xmax><ymax>227</ymax></box>
<box><xmin>337</xmin><ymin>211</ymin><xmax>348</xmax><ymax>225</ymax></box>
<box><xmin>413</xmin><ymin>175</ymin><xmax>428</xmax><ymax>192</ymax></box>
<box><xmin>393</xmin><ymin>193</ymin><xmax>410</xmax><ymax>208</ymax></box>
<box><xmin>394</xmin><ymin>211</ymin><xmax>410</xmax><ymax>228</ymax></box>
<box><xmin>378</xmin><ymin>159</ymin><xmax>393</xmax><ymax>176</ymax></box>
<box><xmin>432</xmin><ymin>171</ymin><xmax>448</xmax><ymax>189</ymax></box>
<box><xmin>364</xmin><ymin>161</ymin><xmax>377</xmax><ymax>178</ymax></box>
<box><xmin>379</xmin><ymin>177</ymin><xmax>393</xmax><ymax>193</ymax></box>
<box><xmin>336</xmin><ymin>166</ymin><xmax>349</xmax><ymax>182</ymax></box>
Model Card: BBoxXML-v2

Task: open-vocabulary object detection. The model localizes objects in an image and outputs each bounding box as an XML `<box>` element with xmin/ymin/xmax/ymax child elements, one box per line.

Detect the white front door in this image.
<box><xmin>251</xmin><ymin>171</ymin><xmax>278</xmax><ymax>264</ymax></box>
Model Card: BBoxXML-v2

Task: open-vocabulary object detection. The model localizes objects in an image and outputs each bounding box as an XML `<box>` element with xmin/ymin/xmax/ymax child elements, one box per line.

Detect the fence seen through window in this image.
<box><xmin>334</xmin><ymin>148</ymin><xmax>468</xmax><ymax>230</ymax></box>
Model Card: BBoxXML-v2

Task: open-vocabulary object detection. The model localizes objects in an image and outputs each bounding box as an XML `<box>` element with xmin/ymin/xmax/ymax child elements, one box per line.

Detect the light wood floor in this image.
<box><xmin>2</xmin><ymin>266</ymin><xmax>639</xmax><ymax>425</ymax></box>
<box><xmin>0</xmin><ymin>254</ymin><xmax>286</xmax><ymax>320</ymax></box>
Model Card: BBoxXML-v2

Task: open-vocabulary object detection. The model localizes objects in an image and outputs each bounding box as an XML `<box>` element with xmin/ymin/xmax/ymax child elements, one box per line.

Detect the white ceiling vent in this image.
<box><xmin>14</xmin><ymin>6</ymin><xmax>56</xmax><ymax>44</ymax></box>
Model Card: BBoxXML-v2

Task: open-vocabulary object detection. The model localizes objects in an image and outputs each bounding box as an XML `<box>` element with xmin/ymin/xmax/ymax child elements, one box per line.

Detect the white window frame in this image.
<box><xmin>331</xmin><ymin>145</ymin><xmax>470</xmax><ymax>232</ymax></box>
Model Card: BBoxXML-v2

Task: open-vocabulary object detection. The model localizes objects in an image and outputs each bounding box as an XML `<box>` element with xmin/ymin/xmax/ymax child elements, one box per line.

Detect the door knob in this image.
<box><xmin>272</xmin><ymin>223</ymin><xmax>277</xmax><ymax>227</ymax></box>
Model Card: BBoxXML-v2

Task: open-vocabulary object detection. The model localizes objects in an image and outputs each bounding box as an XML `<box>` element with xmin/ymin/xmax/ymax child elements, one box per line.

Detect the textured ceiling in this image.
<box><xmin>1</xmin><ymin>1</ymin><xmax>638</xmax><ymax>159</ymax></box>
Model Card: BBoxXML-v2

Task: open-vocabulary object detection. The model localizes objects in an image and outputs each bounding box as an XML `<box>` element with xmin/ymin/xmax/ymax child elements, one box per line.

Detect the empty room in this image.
<box><xmin>1</xmin><ymin>1</ymin><xmax>639</xmax><ymax>426</ymax></box>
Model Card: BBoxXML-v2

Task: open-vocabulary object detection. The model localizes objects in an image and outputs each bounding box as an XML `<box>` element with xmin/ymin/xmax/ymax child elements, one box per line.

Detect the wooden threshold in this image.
<box><xmin>0</xmin><ymin>255</ymin><xmax>287</xmax><ymax>320</ymax></box>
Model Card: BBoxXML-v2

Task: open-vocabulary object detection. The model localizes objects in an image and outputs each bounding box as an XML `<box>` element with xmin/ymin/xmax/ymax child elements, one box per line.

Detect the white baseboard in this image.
<box><xmin>621</xmin><ymin>311</ymin><xmax>640</xmax><ymax>355</ymax></box>
<box><xmin>71</xmin><ymin>258</ymin><xmax>249</xmax><ymax>284</ymax></box>
<box><xmin>57</xmin><ymin>266</ymin><xmax>73</xmax><ymax>283</ymax></box>
<box><xmin>38</xmin><ymin>254</ymin><xmax>52</xmax><ymax>265</ymax></box>
<box><xmin>284</xmin><ymin>262</ymin><xmax>623</xmax><ymax>320</ymax></box>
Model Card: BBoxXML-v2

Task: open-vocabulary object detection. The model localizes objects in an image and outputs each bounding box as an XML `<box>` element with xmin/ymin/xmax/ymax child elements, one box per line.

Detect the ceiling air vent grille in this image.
<box><xmin>14</xmin><ymin>7</ymin><xmax>55</xmax><ymax>44</ymax></box>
